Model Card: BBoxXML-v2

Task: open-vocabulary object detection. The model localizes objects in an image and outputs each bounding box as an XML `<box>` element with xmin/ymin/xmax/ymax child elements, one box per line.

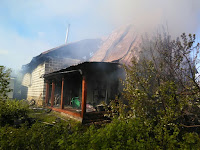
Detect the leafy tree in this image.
<box><xmin>0</xmin><ymin>66</ymin><xmax>29</xmax><ymax>126</ymax></box>
<box><xmin>0</xmin><ymin>66</ymin><xmax>11</xmax><ymax>99</ymax></box>
<box><xmin>123</xmin><ymin>32</ymin><xmax>200</xmax><ymax>148</ymax></box>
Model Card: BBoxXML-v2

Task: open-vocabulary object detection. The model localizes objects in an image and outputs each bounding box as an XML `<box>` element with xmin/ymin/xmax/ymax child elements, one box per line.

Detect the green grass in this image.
<box><xmin>28</xmin><ymin>107</ymin><xmax>80</xmax><ymax>126</ymax></box>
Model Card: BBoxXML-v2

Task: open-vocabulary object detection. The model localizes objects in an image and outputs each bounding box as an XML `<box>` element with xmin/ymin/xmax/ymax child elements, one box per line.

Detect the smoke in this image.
<box><xmin>98</xmin><ymin>0</ymin><xmax>200</xmax><ymax>36</ymax></box>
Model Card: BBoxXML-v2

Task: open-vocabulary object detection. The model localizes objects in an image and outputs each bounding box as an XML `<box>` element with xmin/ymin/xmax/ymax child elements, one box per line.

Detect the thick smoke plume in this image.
<box><xmin>98</xmin><ymin>0</ymin><xmax>200</xmax><ymax>36</ymax></box>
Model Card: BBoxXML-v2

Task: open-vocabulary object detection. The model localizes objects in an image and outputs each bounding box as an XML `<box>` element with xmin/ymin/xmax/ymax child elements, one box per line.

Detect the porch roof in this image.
<box><xmin>43</xmin><ymin>61</ymin><xmax>121</xmax><ymax>79</ymax></box>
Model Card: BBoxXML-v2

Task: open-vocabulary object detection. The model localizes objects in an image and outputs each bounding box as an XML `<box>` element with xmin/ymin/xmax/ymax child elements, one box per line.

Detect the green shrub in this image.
<box><xmin>0</xmin><ymin>66</ymin><xmax>11</xmax><ymax>99</ymax></box>
<box><xmin>0</xmin><ymin>99</ymin><xmax>29</xmax><ymax>126</ymax></box>
<box><xmin>180</xmin><ymin>132</ymin><xmax>200</xmax><ymax>150</ymax></box>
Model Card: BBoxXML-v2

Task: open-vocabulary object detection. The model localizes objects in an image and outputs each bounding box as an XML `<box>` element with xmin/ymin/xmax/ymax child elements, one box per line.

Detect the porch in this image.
<box><xmin>43</xmin><ymin>62</ymin><xmax>122</xmax><ymax>122</ymax></box>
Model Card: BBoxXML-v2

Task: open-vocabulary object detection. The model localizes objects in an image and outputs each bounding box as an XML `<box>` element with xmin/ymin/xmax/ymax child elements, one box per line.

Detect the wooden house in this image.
<box><xmin>21</xmin><ymin>39</ymin><xmax>102</xmax><ymax>104</ymax></box>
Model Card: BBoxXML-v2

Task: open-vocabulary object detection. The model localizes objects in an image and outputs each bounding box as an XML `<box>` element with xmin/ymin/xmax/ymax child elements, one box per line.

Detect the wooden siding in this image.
<box><xmin>45</xmin><ymin>57</ymin><xmax>80</xmax><ymax>74</ymax></box>
<box><xmin>22</xmin><ymin>73</ymin><xmax>31</xmax><ymax>86</ymax></box>
<box><xmin>21</xmin><ymin>57</ymin><xmax>78</xmax><ymax>104</ymax></box>
<box><xmin>22</xmin><ymin>63</ymin><xmax>45</xmax><ymax>102</ymax></box>
<box><xmin>45</xmin><ymin>57</ymin><xmax>65</xmax><ymax>74</ymax></box>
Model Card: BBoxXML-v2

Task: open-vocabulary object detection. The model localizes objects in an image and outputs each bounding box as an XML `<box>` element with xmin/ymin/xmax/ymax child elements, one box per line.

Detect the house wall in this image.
<box><xmin>21</xmin><ymin>73</ymin><xmax>31</xmax><ymax>99</ymax></box>
<box><xmin>22</xmin><ymin>73</ymin><xmax>31</xmax><ymax>86</ymax></box>
<box><xmin>21</xmin><ymin>57</ymin><xmax>80</xmax><ymax>105</ymax></box>
<box><xmin>45</xmin><ymin>57</ymin><xmax>80</xmax><ymax>74</ymax></box>
<box><xmin>21</xmin><ymin>63</ymin><xmax>45</xmax><ymax>104</ymax></box>
<box><xmin>45</xmin><ymin>57</ymin><xmax>64</xmax><ymax>74</ymax></box>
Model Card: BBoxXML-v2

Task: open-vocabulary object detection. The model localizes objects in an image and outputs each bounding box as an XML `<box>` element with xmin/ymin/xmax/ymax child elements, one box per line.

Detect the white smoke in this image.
<box><xmin>97</xmin><ymin>0</ymin><xmax>200</xmax><ymax>36</ymax></box>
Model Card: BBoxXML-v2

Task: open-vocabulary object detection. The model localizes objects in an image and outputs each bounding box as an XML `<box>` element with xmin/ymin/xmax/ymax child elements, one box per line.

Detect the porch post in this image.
<box><xmin>45</xmin><ymin>81</ymin><xmax>49</xmax><ymax>105</ymax></box>
<box><xmin>60</xmin><ymin>77</ymin><xmax>64</xmax><ymax>109</ymax></box>
<box><xmin>81</xmin><ymin>76</ymin><xmax>87</xmax><ymax>118</ymax></box>
<box><xmin>51</xmin><ymin>80</ymin><xmax>55</xmax><ymax>107</ymax></box>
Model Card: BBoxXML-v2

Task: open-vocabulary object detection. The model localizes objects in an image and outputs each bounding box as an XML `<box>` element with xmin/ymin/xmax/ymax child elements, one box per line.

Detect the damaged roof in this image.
<box><xmin>22</xmin><ymin>38</ymin><xmax>103</xmax><ymax>72</ymax></box>
<box><xmin>90</xmin><ymin>24</ymin><xmax>141</xmax><ymax>65</ymax></box>
<box><xmin>22</xmin><ymin>24</ymin><xmax>140</xmax><ymax>73</ymax></box>
<box><xmin>43</xmin><ymin>61</ymin><xmax>121</xmax><ymax>79</ymax></box>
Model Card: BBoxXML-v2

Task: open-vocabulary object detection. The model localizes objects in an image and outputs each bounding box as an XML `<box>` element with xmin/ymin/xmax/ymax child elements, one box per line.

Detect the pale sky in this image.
<box><xmin>0</xmin><ymin>0</ymin><xmax>200</xmax><ymax>70</ymax></box>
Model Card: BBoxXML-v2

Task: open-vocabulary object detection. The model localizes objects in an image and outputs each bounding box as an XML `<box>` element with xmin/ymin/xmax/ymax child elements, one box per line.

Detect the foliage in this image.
<box><xmin>0</xmin><ymin>118</ymin><xmax>153</xmax><ymax>150</ymax></box>
<box><xmin>122</xmin><ymin>32</ymin><xmax>200</xmax><ymax>148</ymax></box>
<box><xmin>0</xmin><ymin>66</ymin><xmax>11</xmax><ymax>99</ymax></box>
<box><xmin>103</xmin><ymin>97</ymin><xmax>129</xmax><ymax>120</ymax></box>
<box><xmin>0</xmin><ymin>99</ymin><xmax>29</xmax><ymax>126</ymax></box>
<box><xmin>1</xmin><ymin>117</ymin><xmax>200</xmax><ymax>150</ymax></box>
<box><xmin>0</xmin><ymin>65</ymin><xmax>29</xmax><ymax>126</ymax></box>
<box><xmin>180</xmin><ymin>132</ymin><xmax>200</xmax><ymax>149</ymax></box>
<box><xmin>0</xmin><ymin>122</ymin><xmax>71</xmax><ymax>150</ymax></box>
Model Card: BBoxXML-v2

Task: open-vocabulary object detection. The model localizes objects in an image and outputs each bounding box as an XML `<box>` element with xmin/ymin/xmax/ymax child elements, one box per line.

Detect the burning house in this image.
<box><xmin>21</xmin><ymin>24</ymin><xmax>141</xmax><ymax>121</ymax></box>
<box><xmin>21</xmin><ymin>39</ymin><xmax>102</xmax><ymax>104</ymax></box>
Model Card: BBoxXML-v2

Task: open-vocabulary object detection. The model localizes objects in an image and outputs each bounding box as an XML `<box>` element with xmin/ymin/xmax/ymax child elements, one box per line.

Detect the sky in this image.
<box><xmin>0</xmin><ymin>0</ymin><xmax>200</xmax><ymax>70</ymax></box>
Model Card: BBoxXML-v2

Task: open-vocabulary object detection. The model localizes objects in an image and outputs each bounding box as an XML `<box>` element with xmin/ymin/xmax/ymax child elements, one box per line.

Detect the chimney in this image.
<box><xmin>65</xmin><ymin>24</ymin><xmax>70</xmax><ymax>44</ymax></box>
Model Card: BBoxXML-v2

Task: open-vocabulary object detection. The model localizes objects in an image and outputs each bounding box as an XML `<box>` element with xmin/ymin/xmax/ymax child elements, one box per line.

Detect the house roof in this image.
<box><xmin>22</xmin><ymin>39</ymin><xmax>103</xmax><ymax>72</ymax></box>
<box><xmin>90</xmin><ymin>24</ymin><xmax>141</xmax><ymax>65</ymax></box>
<box><xmin>43</xmin><ymin>61</ymin><xmax>121</xmax><ymax>79</ymax></box>
<box><xmin>22</xmin><ymin>24</ymin><xmax>140</xmax><ymax>74</ymax></box>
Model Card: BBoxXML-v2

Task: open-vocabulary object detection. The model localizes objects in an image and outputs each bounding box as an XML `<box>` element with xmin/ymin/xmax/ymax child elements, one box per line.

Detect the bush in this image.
<box><xmin>0</xmin><ymin>66</ymin><xmax>11</xmax><ymax>99</ymax></box>
<box><xmin>0</xmin><ymin>99</ymin><xmax>29</xmax><ymax>126</ymax></box>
